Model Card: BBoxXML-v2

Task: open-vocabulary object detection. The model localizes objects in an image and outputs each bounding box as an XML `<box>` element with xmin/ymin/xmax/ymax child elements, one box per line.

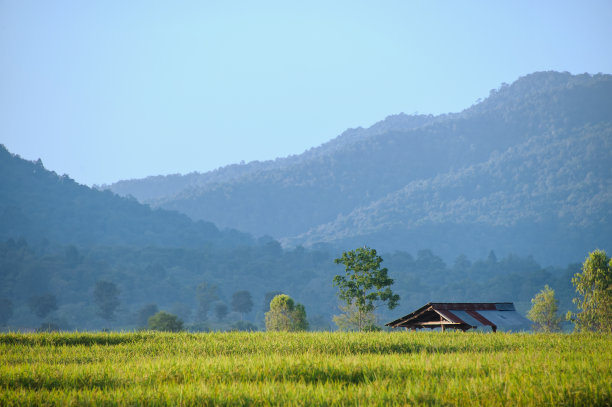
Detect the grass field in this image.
<box><xmin>1</xmin><ymin>331</ymin><xmax>611</xmax><ymax>406</ymax></box>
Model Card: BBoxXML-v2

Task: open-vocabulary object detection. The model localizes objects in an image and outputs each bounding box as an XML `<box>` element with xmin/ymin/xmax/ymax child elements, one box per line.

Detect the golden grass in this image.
<box><xmin>1</xmin><ymin>331</ymin><xmax>610</xmax><ymax>406</ymax></box>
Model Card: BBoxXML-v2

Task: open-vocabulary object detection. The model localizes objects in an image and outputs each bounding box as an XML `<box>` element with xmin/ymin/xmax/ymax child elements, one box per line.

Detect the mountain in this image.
<box><xmin>288</xmin><ymin>124</ymin><xmax>612</xmax><ymax>264</ymax></box>
<box><xmin>105</xmin><ymin>113</ymin><xmax>437</xmax><ymax>203</ymax></box>
<box><xmin>0</xmin><ymin>145</ymin><xmax>253</xmax><ymax>248</ymax></box>
<box><xmin>106</xmin><ymin>71</ymin><xmax>612</xmax><ymax>265</ymax></box>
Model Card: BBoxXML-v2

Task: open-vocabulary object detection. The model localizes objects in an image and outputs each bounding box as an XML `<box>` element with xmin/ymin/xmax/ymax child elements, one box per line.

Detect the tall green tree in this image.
<box><xmin>265</xmin><ymin>294</ymin><xmax>293</xmax><ymax>331</ymax></box>
<box><xmin>567</xmin><ymin>249</ymin><xmax>612</xmax><ymax>332</ymax></box>
<box><xmin>94</xmin><ymin>281</ymin><xmax>120</xmax><ymax>323</ymax></box>
<box><xmin>527</xmin><ymin>285</ymin><xmax>562</xmax><ymax>332</ymax></box>
<box><xmin>333</xmin><ymin>247</ymin><xmax>399</xmax><ymax>331</ymax></box>
<box><xmin>293</xmin><ymin>303</ymin><xmax>309</xmax><ymax>331</ymax></box>
<box><xmin>265</xmin><ymin>294</ymin><xmax>309</xmax><ymax>331</ymax></box>
<box><xmin>332</xmin><ymin>303</ymin><xmax>379</xmax><ymax>332</ymax></box>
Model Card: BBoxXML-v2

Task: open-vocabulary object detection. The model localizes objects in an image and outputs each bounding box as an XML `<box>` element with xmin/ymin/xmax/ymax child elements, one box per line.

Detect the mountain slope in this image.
<box><xmin>285</xmin><ymin>124</ymin><xmax>612</xmax><ymax>264</ymax></box>
<box><xmin>107</xmin><ymin>71</ymin><xmax>612</xmax><ymax>264</ymax></box>
<box><xmin>0</xmin><ymin>146</ymin><xmax>253</xmax><ymax>248</ymax></box>
<box><xmin>105</xmin><ymin>113</ymin><xmax>437</xmax><ymax>202</ymax></box>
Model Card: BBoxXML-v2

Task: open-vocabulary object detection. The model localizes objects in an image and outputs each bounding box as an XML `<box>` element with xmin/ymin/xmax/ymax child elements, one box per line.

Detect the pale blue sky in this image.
<box><xmin>2</xmin><ymin>1</ymin><xmax>611</xmax><ymax>186</ymax></box>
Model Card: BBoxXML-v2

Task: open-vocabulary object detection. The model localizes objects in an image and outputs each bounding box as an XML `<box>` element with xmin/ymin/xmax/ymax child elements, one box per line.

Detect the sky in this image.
<box><xmin>1</xmin><ymin>1</ymin><xmax>612</xmax><ymax>186</ymax></box>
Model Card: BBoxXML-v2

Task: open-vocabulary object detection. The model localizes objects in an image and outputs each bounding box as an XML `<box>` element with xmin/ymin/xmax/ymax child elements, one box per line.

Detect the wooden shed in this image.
<box><xmin>385</xmin><ymin>302</ymin><xmax>530</xmax><ymax>332</ymax></box>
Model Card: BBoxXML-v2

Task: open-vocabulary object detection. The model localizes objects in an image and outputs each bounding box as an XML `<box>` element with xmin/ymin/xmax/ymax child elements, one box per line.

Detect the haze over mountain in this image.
<box><xmin>0</xmin><ymin>145</ymin><xmax>253</xmax><ymax>249</ymax></box>
<box><xmin>107</xmin><ymin>72</ymin><xmax>612</xmax><ymax>265</ymax></box>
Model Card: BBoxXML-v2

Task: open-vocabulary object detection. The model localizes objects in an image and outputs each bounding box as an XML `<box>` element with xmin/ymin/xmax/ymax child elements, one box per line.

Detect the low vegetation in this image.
<box><xmin>1</xmin><ymin>331</ymin><xmax>610</xmax><ymax>406</ymax></box>
<box><xmin>265</xmin><ymin>294</ymin><xmax>309</xmax><ymax>331</ymax></box>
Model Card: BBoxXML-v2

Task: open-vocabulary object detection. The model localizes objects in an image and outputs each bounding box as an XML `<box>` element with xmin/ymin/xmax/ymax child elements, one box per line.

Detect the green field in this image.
<box><xmin>1</xmin><ymin>332</ymin><xmax>611</xmax><ymax>406</ymax></box>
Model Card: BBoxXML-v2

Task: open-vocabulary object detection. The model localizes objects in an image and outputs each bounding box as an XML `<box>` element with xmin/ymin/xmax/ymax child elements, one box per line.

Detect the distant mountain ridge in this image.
<box><xmin>107</xmin><ymin>71</ymin><xmax>612</xmax><ymax>265</ymax></box>
<box><xmin>104</xmin><ymin>113</ymin><xmax>436</xmax><ymax>202</ymax></box>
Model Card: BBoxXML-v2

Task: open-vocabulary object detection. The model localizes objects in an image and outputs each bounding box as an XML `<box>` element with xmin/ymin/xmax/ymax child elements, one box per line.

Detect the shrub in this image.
<box><xmin>147</xmin><ymin>311</ymin><xmax>184</xmax><ymax>332</ymax></box>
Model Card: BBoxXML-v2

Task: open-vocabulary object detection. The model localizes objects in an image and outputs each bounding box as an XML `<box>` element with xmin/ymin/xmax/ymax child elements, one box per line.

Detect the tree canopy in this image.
<box><xmin>148</xmin><ymin>311</ymin><xmax>184</xmax><ymax>332</ymax></box>
<box><xmin>265</xmin><ymin>294</ymin><xmax>308</xmax><ymax>332</ymax></box>
<box><xmin>333</xmin><ymin>247</ymin><xmax>399</xmax><ymax>331</ymax></box>
<box><xmin>568</xmin><ymin>249</ymin><xmax>612</xmax><ymax>332</ymax></box>
<box><xmin>527</xmin><ymin>285</ymin><xmax>562</xmax><ymax>332</ymax></box>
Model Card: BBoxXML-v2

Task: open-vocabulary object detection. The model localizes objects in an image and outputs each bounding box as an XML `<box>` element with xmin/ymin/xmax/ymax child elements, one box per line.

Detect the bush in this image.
<box><xmin>147</xmin><ymin>311</ymin><xmax>184</xmax><ymax>332</ymax></box>
<box><xmin>265</xmin><ymin>294</ymin><xmax>309</xmax><ymax>332</ymax></box>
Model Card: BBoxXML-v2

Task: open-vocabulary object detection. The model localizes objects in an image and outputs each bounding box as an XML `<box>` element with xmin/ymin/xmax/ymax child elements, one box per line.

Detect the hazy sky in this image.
<box><xmin>2</xmin><ymin>1</ymin><xmax>611</xmax><ymax>186</ymax></box>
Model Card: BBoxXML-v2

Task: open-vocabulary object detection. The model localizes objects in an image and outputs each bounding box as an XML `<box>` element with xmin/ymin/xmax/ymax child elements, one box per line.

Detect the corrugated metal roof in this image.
<box><xmin>465</xmin><ymin>310</ymin><xmax>496</xmax><ymax>326</ymax></box>
<box><xmin>448</xmin><ymin>310</ymin><xmax>488</xmax><ymax>327</ymax></box>
<box><xmin>477</xmin><ymin>310</ymin><xmax>530</xmax><ymax>328</ymax></box>
<box><xmin>386</xmin><ymin>302</ymin><xmax>530</xmax><ymax>331</ymax></box>
<box><xmin>430</xmin><ymin>303</ymin><xmax>499</xmax><ymax>311</ymax></box>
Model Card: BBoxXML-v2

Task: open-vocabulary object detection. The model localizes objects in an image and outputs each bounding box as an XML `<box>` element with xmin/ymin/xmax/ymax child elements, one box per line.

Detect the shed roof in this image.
<box><xmin>385</xmin><ymin>302</ymin><xmax>530</xmax><ymax>332</ymax></box>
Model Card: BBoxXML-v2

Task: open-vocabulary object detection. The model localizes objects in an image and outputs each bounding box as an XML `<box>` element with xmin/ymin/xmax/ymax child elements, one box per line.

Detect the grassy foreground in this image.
<box><xmin>1</xmin><ymin>331</ymin><xmax>611</xmax><ymax>406</ymax></box>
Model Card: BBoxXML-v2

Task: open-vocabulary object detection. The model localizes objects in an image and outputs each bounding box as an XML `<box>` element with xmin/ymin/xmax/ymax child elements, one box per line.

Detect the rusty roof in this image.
<box><xmin>385</xmin><ymin>302</ymin><xmax>529</xmax><ymax>331</ymax></box>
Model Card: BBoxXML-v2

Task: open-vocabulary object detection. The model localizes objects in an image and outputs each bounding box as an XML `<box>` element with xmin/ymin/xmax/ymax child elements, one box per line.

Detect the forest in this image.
<box><xmin>0</xmin><ymin>236</ymin><xmax>579</xmax><ymax>332</ymax></box>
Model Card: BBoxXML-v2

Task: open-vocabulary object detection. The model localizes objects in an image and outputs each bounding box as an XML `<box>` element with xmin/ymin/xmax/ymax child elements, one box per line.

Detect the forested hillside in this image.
<box><xmin>106</xmin><ymin>72</ymin><xmax>612</xmax><ymax>265</ymax></box>
<box><xmin>288</xmin><ymin>124</ymin><xmax>612</xmax><ymax>263</ymax></box>
<box><xmin>0</xmin><ymin>145</ymin><xmax>252</xmax><ymax>248</ymax></box>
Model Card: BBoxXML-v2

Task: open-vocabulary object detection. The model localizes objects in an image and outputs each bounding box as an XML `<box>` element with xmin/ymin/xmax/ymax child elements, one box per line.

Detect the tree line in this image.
<box><xmin>117</xmin><ymin>247</ymin><xmax>612</xmax><ymax>333</ymax></box>
<box><xmin>1</xmin><ymin>237</ymin><xmax>609</xmax><ymax>332</ymax></box>
<box><xmin>528</xmin><ymin>249</ymin><xmax>612</xmax><ymax>332</ymax></box>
